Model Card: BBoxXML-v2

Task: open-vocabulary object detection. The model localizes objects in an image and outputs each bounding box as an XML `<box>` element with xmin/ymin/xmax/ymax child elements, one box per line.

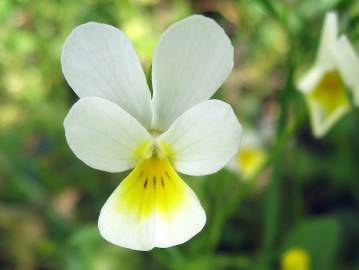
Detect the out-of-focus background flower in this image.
<box><xmin>0</xmin><ymin>0</ymin><xmax>359</xmax><ymax>269</ymax></box>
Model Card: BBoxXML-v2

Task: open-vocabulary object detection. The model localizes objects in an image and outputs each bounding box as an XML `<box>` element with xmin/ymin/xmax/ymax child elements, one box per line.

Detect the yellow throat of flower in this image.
<box><xmin>308</xmin><ymin>70</ymin><xmax>349</xmax><ymax>115</ymax></box>
<box><xmin>236</xmin><ymin>147</ymin><xmax>266</xmax><ymax>178</ymax></box>
<box><xmin>114</xmin><ymin>156</ymin><xmax>187</xmax><ymax>218</ymax></box>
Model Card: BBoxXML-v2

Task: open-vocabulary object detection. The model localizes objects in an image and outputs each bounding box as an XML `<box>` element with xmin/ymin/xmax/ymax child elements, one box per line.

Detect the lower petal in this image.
<box><xmin>98</xmin><ymin>158</ymin><xmax>206</xmax><ymax>251</ymax></box>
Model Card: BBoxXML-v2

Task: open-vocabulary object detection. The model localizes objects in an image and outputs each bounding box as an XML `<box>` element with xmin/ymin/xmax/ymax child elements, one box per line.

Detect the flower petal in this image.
<box><xmin>316</xmin><ymin>12</ymin><xmax>338</xmax><ymax>68</ymax></box>
<box><xmin>158</xmin><ymin>100</ymin><xmax>242</xmax><ymax>176</ymax></box>
<box><xmin>98</xmin><ymin>158</ymin><xmax>206</xmax><ymax>250</ymax></box>
<box><xmin>151</xmin><ymin>15</ymin><xmax>234</xmax><ymax>130</ymax></box>
<box><xmin>64</xmin><ymin>97</ymin><xmax>152</xmax><ymax>173</ymax></box>
<box><xmin>330</xmin><ymin>35</ymin><xmax>359</xmax><ymax>106</ymax></box>
<box><xmin>236</xmin><ymin>147</ymin><xmax>267</xmax><ymax>179</ymax></box>
<box><xmin>304</xmin><ymin>70</ymin><xmax>350</xmax><ymax>138</ymax></box>
<box><xmin>297</xmin><ymin>66</ymin><xmax>326</xmax><ymax>93</ymax></box>
<box><xmin>297</xmin><ymin>12</ymin><xmax>338</xmax><ymax>93</ymax></box>
<box><xmin>61</xmin><ymin>22</ymin><xmax>152</xmax><ymax>128</ymax></box>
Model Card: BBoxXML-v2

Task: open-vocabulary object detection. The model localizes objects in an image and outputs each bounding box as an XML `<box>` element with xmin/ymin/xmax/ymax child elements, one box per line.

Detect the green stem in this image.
<box><xmin>258</xmin><ymin>63</ymin><xmax>295</xmax><ymax>269</ymax></box>
<box><xmin>146</xmin><ymin>65</ymin><xmax>153</xmax><ymax>93</ymax></box>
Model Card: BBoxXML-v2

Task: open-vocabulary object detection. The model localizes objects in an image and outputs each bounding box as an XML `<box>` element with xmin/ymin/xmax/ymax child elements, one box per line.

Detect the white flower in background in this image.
<box><xmin>227</xmin><ymin>130</ymin><xmax>267</xmax><ymax>179</ymax></box>
<box><xmin>297</xmin><ymin>12</ymin><xmax>359</xmax><ymax>138</ymax></box>
<box><xmin>61</xmin><ymin>15</ymin><xmax>242</xmax><ymax>251</ymax></box>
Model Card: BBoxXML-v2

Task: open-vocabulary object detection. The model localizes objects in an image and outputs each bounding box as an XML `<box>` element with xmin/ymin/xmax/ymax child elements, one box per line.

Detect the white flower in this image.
<box><xmin>61</xmin><ymin>15</ymin><xmax>242</xmax><ymax>251</ymax></box>
<box><xmin>297</xmin><ymin>12</ymin><xmax>359</xmax><ymax>138</ymax></box>
<box><xmin>227</xmin><ymin>129</ymin><xmax>267</xmax><ymax>179</ymax></box>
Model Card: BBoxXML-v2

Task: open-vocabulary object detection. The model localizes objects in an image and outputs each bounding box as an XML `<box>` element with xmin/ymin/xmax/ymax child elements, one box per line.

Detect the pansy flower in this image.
<box><xmin>227</xmin><ymin>129</ymin><xmax>267</xmax><ymax>180</ymax></box>
<box><xmin>297</xmin><ymin>12</ymin><xmax>359</xmax><ymax>138</ymax></box>
<box><xmin>62</xmin><ymin>15</ymin><xmax>242</xmax><ymax>250</ymax></box>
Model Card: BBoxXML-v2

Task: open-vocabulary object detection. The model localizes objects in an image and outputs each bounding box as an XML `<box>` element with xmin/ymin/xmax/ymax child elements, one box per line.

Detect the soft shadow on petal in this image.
<box><xmin>151</xmin><ymin>15</ymin><xmax>234</xmax><ymax>130</ymax></box>
<box><xmin>61</xmin><ymin>22</ymin><xmax>152</xmax><ymax>128</ymax></box>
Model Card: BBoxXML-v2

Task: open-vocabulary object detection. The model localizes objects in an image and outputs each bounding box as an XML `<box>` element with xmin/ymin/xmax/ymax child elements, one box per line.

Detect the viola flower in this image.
<box><xmin>297</xmin><ymin>12</ymin><xmax>359</xmax><ymax>138</ymax></box>
<box><xmin>227</xmin><ymin>130</ymin><xmax>267</xmax><ymax>180</ymax></box>
<box><xmin>61</xmin><ymin>15</ymin><xmax>242</xmax><ymax>250</ymax></box>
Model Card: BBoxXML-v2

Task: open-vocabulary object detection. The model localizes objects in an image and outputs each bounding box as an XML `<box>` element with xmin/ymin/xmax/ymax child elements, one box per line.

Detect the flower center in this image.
<box><xmin>132</xmin><ymin>137</ymin><xmax>172</xmax><ymax>160</ymax></box>
<box><xmin>114</xmin><ymin>157</ymin><xmax>187</xmax><ymax>218</ymax></box>
<box><xmin>309</xmin><ymin>70</ymin><xmax>349</xmax><ymax>115</ymax></box>
<box><xmin>236</xmin><ymin>147</ymin><xmax>266</xmax><ymax>178</ymax></box>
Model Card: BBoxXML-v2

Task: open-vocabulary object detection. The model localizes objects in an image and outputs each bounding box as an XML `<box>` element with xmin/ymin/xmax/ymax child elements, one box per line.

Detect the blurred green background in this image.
<box><xmin>1</xmin><ymin>0</ymin><xmax>359</xmax><ymax>269</ymax></box>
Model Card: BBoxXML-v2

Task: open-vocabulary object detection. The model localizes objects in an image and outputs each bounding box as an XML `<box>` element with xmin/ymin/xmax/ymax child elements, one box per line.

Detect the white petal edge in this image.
<box><xmin>64</xmin><ymin>97</ymin><xmax>152</xmax><ymax>173</ymax></box>
<box><xmin>330</xmin><ymin>35</ymin><xmax>359</xmax><ymax>107</ymax></box>
<box><xmin>61</xmin><ymin>22</ymin><xmax>152</xmax><ymax>128</ymax></box>
<box><xmin>151</xmin><ymin>15</ymin><xmax>234</xmax><ymax>130</ymax></box>
<box><xmin>316</xmin><ymin>11</ymin><xmax>338</xmax><ymax>68</ymax></box>
<box><xmin>159</xmin><ymin>99</ymin><xmax>242</xmax><ymax>176</ymax></box>
<box><xmin>297</xmin><ymin>66</ymin><xmax>326</xmax><ymax>93</ymax></box>
<box><xmin>306</xmin><ymin>95</ymin><xmax>350</xmax><ymax>138</ymax></box>
<box><xmin>98</xmin><ymin>179</ymin><xmax>206</xmax><ymax>251</ymax></box>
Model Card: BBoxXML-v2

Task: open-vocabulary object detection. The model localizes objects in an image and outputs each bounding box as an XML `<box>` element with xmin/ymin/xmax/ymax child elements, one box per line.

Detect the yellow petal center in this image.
<box><xmin>115</xmin><ymin>157</ymin><xmax>187</xmax><ymax>218</ymax></box>
<box><xmin>236</xmin><ymin>147</ymin><xmax>266</xmax><ymax>178</ymax></box>
<box><xmin>308</xmin><ymin>70</ymin><xmax>349</xmax><ymax>115</ymax></box>
<box><xmin>281</xmin><ymin>248</ymin><xmax>310</xmax><ymax>270</ymax></box>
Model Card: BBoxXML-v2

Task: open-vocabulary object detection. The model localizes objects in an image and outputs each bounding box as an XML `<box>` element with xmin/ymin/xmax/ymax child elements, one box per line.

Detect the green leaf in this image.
<box><xmin>146</xmin><ymin>64</ymin><xmax>153</xmax><ymax>93</ymax></box>
<box><xmin>281</xmin><ymin>217</ymin><xmax>340</xmax><ymax>270</ymax></box>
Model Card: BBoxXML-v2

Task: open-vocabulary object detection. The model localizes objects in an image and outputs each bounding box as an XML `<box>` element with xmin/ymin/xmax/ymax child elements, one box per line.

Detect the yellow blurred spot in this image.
<box><xmin>0</xmin><ymin>105</ymin><xmax>21</xmax><ymax>130</ymax></box>
<box><xmin>123</xmin><ymin>17</ymin><xmax>157</xmax><ymax>65</ymax></box>
<box><xmin>115</xmin><ymin>157</ymin><xmax>187</xmax><ymax>218</ymax></box>
<box><xmin>281</xmin><ymin>248</ymin><xmax>310</xmax><ymax>270</ymax></box>
<box><xmin>309</xmin><ymin>70</ymin><xmax>349</xmax><ymax>116</ymax></box>
<box><xmin>236</xmin><ymin>147</ymin><xmax>266</xmax><ymax>178</ymax></box>
<box><xmin>5</xmin><ymin>71</ymin><xmax>24</xmax><ymax>95</ymax></box>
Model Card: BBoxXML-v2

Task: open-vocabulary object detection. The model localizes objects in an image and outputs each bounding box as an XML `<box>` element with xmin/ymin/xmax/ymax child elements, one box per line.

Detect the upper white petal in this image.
<box><xmin>297</xmin><ymin>12</ymin><xmax>338</xmax><ymax>93</ymax></box>
<box><xmin>330</xmin><ymin>35</ymin><xmax>359</xmax><ymax>106</ymax></box>
<box><xmin>151</xmin><ymin>15</ymin><xmax>234</xmax><ymax>130</ymax></box>
<box><xmin>61</xmin><ymin>22</ymin><xmax>152</xmax><ymax>128</ymax></box>
<box><xmin>64</xmin><ymin>97</ymin><xmax>152</xmax><ymax>173</ymax></box>
<box><xmin>316</xmin><ymin>12</ymin><xmax>338</xmax><ymax>68</ymax></box>
<box><xmin>159</xmin><ymin>100</ymin><xmax>242</xmax><ymax>176</ymax></box>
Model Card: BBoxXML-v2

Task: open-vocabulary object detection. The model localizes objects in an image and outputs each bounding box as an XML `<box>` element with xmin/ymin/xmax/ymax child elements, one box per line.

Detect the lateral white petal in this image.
<box><xmin>297</xmin><ymin>66</ymin><xmax>326</xmax><ymax>93</ymax></box>
<box><xmin>61</xmin><ymin>22</ymin><xmax>152</xmax><ymax>127</ymax></box>
<box><xmin>98</xmin><ymin>159</ymin><xmax>206</xmax><ymax>250</ymax></box>
<box><xmin>330</xmin><ymin>35</ymin><xmax>359</xmax><ymax>106</ymax></box>
<box><xmin>316</xmin><ymin>12</ymin><xmax>338</xmax><ymax>68</ymax></box>
<box><xmin>64</xmin><ymin>97</ymin><xmax>152</xmax><ymax>173</ymax></box>
<box><xmin>152</xmin><ymin>15</ymin><xmax>234</xmax><ymax>130</ymax></box>
<box><xmin>159</xmin><ymin>100</ymin><xmax>242</xmax><ymax>176</ymax></box>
